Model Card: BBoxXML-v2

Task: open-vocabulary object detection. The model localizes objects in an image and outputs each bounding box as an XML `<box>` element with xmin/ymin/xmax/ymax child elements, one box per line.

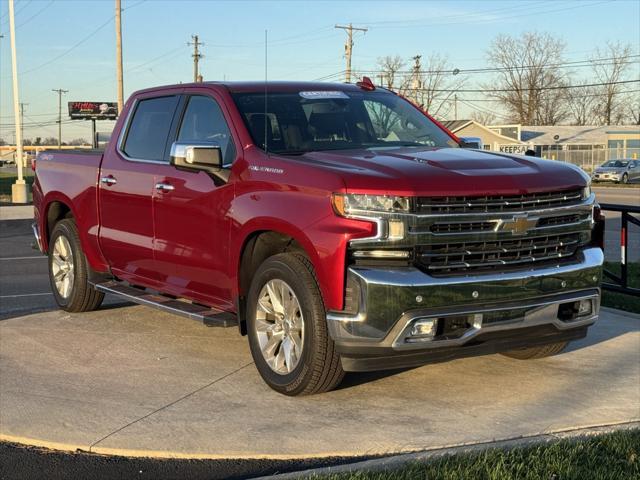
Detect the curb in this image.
<box><xmin>255</xmin><ymin>421</ymin><xmax>640</xmax><ymax>479</ymax></box>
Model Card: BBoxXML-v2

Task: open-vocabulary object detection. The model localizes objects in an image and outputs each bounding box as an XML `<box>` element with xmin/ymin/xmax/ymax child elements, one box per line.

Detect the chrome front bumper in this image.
<box><xmin>327</xmin><ymin>247</ymin><xmax>603</xmax><ymax>370</ymax></box>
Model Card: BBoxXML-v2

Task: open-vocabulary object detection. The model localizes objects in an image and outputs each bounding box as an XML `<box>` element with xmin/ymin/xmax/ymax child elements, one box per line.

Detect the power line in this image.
<box><xmin>408</xmin><ymin>79</ymin><xmax>640</xmax><ymax>93</ymax></box>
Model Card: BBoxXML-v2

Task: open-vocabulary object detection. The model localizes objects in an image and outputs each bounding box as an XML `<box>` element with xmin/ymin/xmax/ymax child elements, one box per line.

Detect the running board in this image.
<box><xmin>94</xmin><ymin>281</ymin><xmax>237</xmax><ymax>327</ymax></box>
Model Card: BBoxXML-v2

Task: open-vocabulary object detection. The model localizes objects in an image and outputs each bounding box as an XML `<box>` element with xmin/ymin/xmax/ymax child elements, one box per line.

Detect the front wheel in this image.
<box><xmin>48</xmin><ymin>219</ymin><xmax>104</xmax><ymax>312</ymax></box>
<box><xmin>621</xmin><ymin>173</ymin><xmax>629</xmax><ymax>184</ymax></box>
<box><xmin>246</xmin><ymin>253</ymin><xmax>344</xmax><ymax>396</ymax></box>
<box><xmin>501</xmin><ymin>341</ymin><xmax>568</xmax><ymax>360</ymax></box>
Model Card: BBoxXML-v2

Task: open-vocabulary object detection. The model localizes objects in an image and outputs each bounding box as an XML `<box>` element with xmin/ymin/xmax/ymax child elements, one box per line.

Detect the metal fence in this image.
<box><xmin>538</xmin><ymin>148</ymin><xmax>640</xmax><ymax>173</ymax></box>
<box><xmin>600</xmin><ymin>203</ymin><xmax>640</xmax><ymax>297</ymax></box>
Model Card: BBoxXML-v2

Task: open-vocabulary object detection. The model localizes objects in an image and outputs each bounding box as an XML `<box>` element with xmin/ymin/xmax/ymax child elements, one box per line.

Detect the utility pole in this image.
<box><xmin>52</xmin><ymin>89</ymin><xmax>68</xmax><ymax>149</ymax></box>
<box><xmin>454</xmin><ymin>94</ymin><xmax>458</xmax><ymax>120</ymax></box>
<box><xmin>19</xmin><ymin>103</ymin><xmax>28</xmax><ymax>143</ymax></box>
<box><xmin>115</xmin><ymin>0</ymin><xmax>124</xmax><ymax>114</ymax></box>
<box><xmin>335</xmin><ymin>24</ymin><xmax>367</xmax><ymax>83</ymax></box>
<box><xmin>188</xmin><ymin>34</ymin><xmax>204</xmax><ymax>82</ymax></box>
<box><xmin>8</xmin><ymin>0</ymin><xmax>27</xmax><ymax>203</ymax></box>
<box><xmin>411</xmin><ymin>55</ymin><xmax>422</xmax><ymax>104</ymax></box>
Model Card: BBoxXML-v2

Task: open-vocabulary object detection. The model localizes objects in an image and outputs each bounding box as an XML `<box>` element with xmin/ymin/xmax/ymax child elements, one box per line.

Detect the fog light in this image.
<box><xmin>388</xmin><ymin>219</ymin><xmax>405</xmax><ymax>240</ymax></box>
<box><xmin>577</xmin><ymin>299</ymin><xmax>592</xmax><ymax>316</ymax></box>
<box><xmin>410</xmin><ymin>318</ymin><xmax>437</xmax><ymax>338</ymax></box>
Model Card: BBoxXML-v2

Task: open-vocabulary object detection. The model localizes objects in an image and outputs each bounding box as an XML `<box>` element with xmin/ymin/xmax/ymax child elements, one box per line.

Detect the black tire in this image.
<box><xmin>246</xmin><ymin>253</ymin><xmax>344</xmax><ymax>396</ymax></box>
<box><xmin>621</xmin><ymin>173</ymin><xmax>629</xmax><ymax>184</ymax></box>
<box><xmin>501</xmin><ymin>341</ymin><xmax>568</xmax><ymax>360</ymax></box>
<box><xmin>48</xmin><ymin>219</ymin><xmax>104</xmax><ymax>312</ymax></box>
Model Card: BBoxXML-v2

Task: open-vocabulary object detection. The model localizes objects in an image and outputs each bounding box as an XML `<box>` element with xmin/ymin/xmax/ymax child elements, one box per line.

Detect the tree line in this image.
<box><xmin>0</xmin><ymin>137</ymin><xmax>89</xmax><ymax>147</ymax></box>
<box><xmin>373</xmin><ymin>32</ymin><xmax>639</xmax><ymax>126</ymax></box>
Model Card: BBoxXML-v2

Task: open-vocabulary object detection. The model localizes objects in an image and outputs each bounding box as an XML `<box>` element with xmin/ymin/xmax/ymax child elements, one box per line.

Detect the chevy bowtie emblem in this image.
<box><xmin>501</xmin><ymin>214</ymin><xmax>538</xmax><ymax>235</ymax></box>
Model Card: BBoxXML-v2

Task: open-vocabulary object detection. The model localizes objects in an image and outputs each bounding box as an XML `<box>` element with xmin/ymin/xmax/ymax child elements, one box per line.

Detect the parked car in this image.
<box><xmin>592</xmin><ymin>159</ymin><xmax>640</xmax><ymax>184</ymax></box>
<box><xmin>32</xmin><ymin>80</ymin><xmax>604</xmax><ymax>395</ymax></box>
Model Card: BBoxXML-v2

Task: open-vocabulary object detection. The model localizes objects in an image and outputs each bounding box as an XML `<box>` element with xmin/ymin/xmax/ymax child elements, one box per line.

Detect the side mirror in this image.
<box><xmin>170</xmin><ymin>142</ymin><xmax>222</xmax><ymax>172</ymax></box>
<box><xmin>459</xmin><ymin>136</ymin><xmax>482</xmax><ymax>149</ymax></box>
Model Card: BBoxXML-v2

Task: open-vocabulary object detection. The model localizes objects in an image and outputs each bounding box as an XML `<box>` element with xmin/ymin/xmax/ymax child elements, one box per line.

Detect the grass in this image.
<box><xmin>602</xmin><ymin>262</ymin><xmax>640</xmax><ymax>314</ymax></box>
<box><xmin>313</xmin><ymin>429</ymin><xmax>640</xmax><ymax>480</ymax></box>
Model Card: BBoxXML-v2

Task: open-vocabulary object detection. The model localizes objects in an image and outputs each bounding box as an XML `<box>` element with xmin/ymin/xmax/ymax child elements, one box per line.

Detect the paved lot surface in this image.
<box><xmin>1</xmin><ymin>306</ymin><xmax>638</xmax><ymax>458</ymax></box>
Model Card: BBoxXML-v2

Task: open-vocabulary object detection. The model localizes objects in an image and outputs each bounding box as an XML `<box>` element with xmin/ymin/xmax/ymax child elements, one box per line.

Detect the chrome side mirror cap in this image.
<box><xmin>170</xmin><ymin>142</ymin><xmax>222</xmax><ymax>171</ymax></box>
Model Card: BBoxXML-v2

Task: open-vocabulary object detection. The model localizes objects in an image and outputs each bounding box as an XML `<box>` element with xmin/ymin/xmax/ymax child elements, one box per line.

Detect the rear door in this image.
<box><xmin>98</xmin><ymin>93</ymin><xmax>180</xmax><ymax>284</ymax></box>
<box><xmin>152</xmin><ymin>92</ymin><xmax>238</xmax><ymax>308</ymax></box>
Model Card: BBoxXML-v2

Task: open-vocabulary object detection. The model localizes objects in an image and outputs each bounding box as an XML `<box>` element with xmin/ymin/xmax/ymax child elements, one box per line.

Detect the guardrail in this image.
<box><xmin>599</xmin><ymin>203</ymin><xmax>640</xmax><ymax>297</ymax></box>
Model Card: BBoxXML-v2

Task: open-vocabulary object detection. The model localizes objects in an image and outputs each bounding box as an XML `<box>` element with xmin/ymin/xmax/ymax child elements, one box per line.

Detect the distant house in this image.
<box><xmin>443</xmin><ymin>120</ymin><xmax>640</xmax><ymax>169</ymax></box>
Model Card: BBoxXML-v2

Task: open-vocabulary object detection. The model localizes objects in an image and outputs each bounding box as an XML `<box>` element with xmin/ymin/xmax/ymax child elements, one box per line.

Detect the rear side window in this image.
<box><xmin>122</xmin><ymin>96</ymin><xmax>178</xmax><ymax>161</ymax></box>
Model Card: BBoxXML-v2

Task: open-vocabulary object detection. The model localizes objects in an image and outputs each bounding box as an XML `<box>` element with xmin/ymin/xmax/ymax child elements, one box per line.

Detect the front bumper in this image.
<box><xmin>327</xmin><ymin>247</ymin><xmax>603</xmax><ymax>371</ymax></box>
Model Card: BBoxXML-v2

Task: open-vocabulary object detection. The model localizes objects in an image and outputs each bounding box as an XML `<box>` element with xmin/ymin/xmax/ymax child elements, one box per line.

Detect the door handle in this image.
<box><xmin>100</xmin><ymin>175</ymin><xmax>117</xmax><ymax>186</ymax></box>
<box><xmin>155</xmin><ymin>182</ymin><xmax>175</xmax><ymax>192</ymax></box>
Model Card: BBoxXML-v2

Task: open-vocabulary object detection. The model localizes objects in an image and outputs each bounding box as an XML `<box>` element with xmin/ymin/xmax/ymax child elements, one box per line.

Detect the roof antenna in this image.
<box><xmin>264</xmin><ymin>29</ymin><xmax>268</xmax><ymax>155</ymax></box>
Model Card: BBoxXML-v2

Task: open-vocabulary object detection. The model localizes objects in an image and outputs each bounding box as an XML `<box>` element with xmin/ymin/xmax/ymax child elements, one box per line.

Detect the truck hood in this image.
<box><xmin>285</xmin><ymin>147</ymin><xmax>588</xmax><ymax>196</ymax></box>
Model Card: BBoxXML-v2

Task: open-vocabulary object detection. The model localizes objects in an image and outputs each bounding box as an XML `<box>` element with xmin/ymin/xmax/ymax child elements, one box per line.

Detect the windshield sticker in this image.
<box><xmin>299</xmin><ymin>91</ymin><xmax>349</xmax><ymax>100</ymax></box>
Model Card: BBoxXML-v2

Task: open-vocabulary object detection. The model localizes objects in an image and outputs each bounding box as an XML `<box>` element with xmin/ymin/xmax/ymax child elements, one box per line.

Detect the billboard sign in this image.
<box><xmin>68</xmin><ymin>102</ymin><xmax>118</xmax><ymax>120</ymax></box>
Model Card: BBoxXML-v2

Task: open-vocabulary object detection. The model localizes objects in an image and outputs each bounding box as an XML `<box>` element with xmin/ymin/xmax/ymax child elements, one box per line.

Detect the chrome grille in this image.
<box><xmin>430</xmin><ymin>221</ymin><xmax>495</xmax><ymax>234</ymax></box>
<box><xmin>418</xmin><ymin>232</ymin><xmax>589</xmax><ymax>275</ymax></box>
<box><xmin>417</xmin><ymin>188</ymin><xmax>584</xmax><ymax>214</ymax></box>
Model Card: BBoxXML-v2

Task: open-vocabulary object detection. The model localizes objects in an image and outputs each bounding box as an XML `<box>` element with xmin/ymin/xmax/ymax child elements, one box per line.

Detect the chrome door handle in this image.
<box><xmin>100</xmin><ymin>175</ymin><xmax>117</xmax><ymax>186</ymax></box>
<box><xmin>155</xmin><ymin>182</ymin><xmax>174</xmax><ymax>192</ymax></box>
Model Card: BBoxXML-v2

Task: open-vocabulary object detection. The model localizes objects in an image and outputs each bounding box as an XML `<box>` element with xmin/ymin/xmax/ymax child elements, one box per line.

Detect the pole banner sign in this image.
<box><xmin>68</xmin><ymin>102</ymin><xmax>118</xmax><ymax>120</ymax></box>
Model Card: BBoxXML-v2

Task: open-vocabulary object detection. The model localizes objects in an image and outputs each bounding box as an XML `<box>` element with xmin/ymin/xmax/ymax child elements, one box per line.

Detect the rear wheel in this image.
<box><xmin>48</xmin><ymin>219</ymin><xmax>104</xmax><ymax>312</ymax></box>
<box><xmin>246</xmin><ymin>253</ymin><xmax>344</xmax><ymax>396</ymax></box>
<box><xmin>501</xmin><ymin>341</ymin><xmax>568</xmax><ymax>360</ymax></box>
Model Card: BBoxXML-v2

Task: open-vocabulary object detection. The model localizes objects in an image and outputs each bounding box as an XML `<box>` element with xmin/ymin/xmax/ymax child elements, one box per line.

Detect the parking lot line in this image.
<box><xmin>0</xmin><ymin>257</ymin><xmax>46</xmax><ymax>261</ymax></box>
<box><xmin>0</xmin><ymin>293</ymin><xmax>52</xmax><ymax>298</ymax></box>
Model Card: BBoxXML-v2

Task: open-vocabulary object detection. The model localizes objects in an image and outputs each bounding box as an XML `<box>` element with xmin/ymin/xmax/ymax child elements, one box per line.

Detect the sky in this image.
<box><xmin>0</xmin><ymin>0</ymin><xmax>639</xmax><ymax>142</ymax></box>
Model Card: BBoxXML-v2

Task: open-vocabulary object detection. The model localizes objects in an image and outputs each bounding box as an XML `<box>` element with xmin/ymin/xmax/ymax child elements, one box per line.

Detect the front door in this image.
<box><xmin>98</xmin><ymin>94</ymin><xmax>180</xmax><ymax>285</ymax></box>
<box><xmin>152</xmin><ymin>94</ymin><xmax>238</xmax><ymax>309</ymax></box>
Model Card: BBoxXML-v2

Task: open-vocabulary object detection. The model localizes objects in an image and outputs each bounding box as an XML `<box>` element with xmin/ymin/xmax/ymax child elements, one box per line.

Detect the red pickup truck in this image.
<box><xmin>32</xmin><ymin>80</ymin><xmax>604</xmax><ymax>395</ymax></box>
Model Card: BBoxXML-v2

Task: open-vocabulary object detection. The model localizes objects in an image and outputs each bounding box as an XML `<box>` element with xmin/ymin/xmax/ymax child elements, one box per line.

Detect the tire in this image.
<box><xmin>246</xmin><ymin>253</ymin><xmax>344</xmax><ymax>396</ymax></box>
<box><xmin>621</xmin><ymin>173</ymin><xmax>629</xmax><ymax>184</ymax></box>
<box><xmin>48</xmin><ymin>219</ymin><xmax>104</xmax><ymax>312</ymax></box>
<box><xmin>501</xmin><ymin>341</ymin><xmax>568</xmax><ymax>360</ymax></box>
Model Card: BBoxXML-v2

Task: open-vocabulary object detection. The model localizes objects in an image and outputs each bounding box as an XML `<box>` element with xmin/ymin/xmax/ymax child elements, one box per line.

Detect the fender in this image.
<box><xmin>41</xmin><ymin>190</ymin><xmax>109</xmax><ymax>272</ymax></box>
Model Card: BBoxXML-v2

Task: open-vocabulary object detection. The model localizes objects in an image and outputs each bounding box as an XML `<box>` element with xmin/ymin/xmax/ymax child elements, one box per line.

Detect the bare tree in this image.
<box><xmin>591</xmin><ymin>42</ymin><xmax>633</xmax><ymax>125</ymax></box>
<box><xmin>470</xmin><ymin>110</ymin><xmax>497</xmax><ymax>125</ymax></box>
<box><xmin>566</xmin><ymin>85</ymin><xmax>597</xmax><ymax>125</ymax></box>
<box><xmin>376</xmin><ymin>55</ymin><xmax>405</xmax><ymax>89</ymax></box>
<box><xmin>485</xmin><ymin>32</ymin><xmax>567</xmax><ymax>125</ymax></box>
<box><xmin>629</xmin><ymin>101</ymin><xmax>640</xmax><ymax>125</ymax></box>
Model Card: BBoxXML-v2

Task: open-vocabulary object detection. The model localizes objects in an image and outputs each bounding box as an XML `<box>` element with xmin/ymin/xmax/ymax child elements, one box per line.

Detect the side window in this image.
<box><xmin>122</xmin><ymin>96</ymin><xmax>178</xmax><ymax>161</ymax></box>
<box><xmin>177</xmin><ymin>96</ymin><xmax>237</xmax><ymax>165</ymax></box>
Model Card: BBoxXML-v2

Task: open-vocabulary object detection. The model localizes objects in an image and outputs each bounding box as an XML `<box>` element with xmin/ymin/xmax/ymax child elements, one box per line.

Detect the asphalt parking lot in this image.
<box><xmin>0</xmin><ymin>186</ymin><xmax>638</xmax><ymax>478</ymax></box>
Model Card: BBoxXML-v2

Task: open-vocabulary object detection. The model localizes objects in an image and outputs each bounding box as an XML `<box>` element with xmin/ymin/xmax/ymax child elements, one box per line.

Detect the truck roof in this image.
<box><xmin>130</xmin><ymin>81</ymin><xmax>385</xmax><ymax>97</ymax></box>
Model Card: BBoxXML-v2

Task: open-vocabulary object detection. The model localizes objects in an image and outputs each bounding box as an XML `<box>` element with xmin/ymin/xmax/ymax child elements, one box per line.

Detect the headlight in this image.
<box><xmin>332</xmin><ymin>193</ymin><xmax>411</xmax><ymax>216</ymax></box>
<box><xmin>582</xmin><ymin>185</ymin><xmax>592</xmax><ymax>200</ymax></box>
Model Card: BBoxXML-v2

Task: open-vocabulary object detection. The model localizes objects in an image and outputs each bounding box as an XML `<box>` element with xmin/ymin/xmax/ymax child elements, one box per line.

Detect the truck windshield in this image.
<box><xmin>232</xmin><ymin>90</ymin><xmax>459</xmax><ymax>155</ymax></box>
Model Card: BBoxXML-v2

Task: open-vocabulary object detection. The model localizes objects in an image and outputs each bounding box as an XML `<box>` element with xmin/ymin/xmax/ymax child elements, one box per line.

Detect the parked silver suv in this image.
<box><xmin>592</xmin><ymin>159</ymin><xmax>640</xmax><ymax>184</ymax></box>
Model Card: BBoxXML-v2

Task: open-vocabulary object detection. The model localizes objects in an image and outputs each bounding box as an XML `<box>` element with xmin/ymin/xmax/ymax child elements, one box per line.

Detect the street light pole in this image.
<box><xmin>8</xmin><ymin>0</ymin><xmax>27</xmax><ymax>203</ymax></box>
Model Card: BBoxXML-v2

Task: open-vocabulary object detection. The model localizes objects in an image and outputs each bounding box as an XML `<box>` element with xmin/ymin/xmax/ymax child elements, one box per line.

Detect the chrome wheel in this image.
<box><xmin>51</xmin><ymin>235</ymin><xmax>74</xmax><ymax>299</ymax></box>
<box><xmin>254</xmin><ymin>279</ymin><xmax>304</xmax><ymax>375</ymax></box>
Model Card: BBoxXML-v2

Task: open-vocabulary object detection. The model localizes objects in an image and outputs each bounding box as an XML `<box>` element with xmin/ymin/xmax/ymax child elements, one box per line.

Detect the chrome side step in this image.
<box><xmin>94</xmin><ymin>281</ymin><xmax>237</xmax><ymax>327</ymax></box>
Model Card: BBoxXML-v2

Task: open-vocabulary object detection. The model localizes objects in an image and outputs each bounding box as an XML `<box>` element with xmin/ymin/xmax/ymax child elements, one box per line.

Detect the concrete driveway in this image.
<box><xmin>1</xmin><ymin>305</ymin><xmax>638</xmax><ymax>459</ymax></box>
